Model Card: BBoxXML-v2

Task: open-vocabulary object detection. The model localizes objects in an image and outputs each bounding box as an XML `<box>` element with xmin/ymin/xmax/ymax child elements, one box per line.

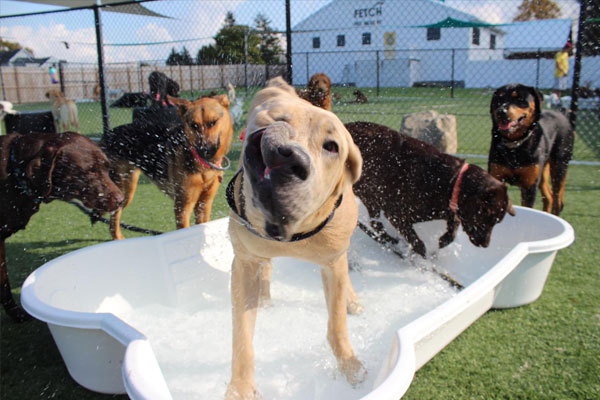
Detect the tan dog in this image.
<box><xmin>226</xmin><ymin>77</ymin><xmax>364</xmax><ymax>399</ymax></box>
<box><xmin>298</xmin><ymin>72</ymin><xmax>332</xmax><ymax>111</ymax></box>
<box><xmin>46</xmin><ymin>89</ymin><xmax>79</xmax><ymax>133</ymax></box>
<box><xmin>101</xmin><ymin>94</ymin><xmax>233</xmax><ymax>240</ymax></box>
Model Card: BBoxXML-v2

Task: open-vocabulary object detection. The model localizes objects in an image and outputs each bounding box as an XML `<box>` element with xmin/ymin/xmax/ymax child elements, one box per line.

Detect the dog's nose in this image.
<box><xmin>267</xmin><ymin>144</ymin><xmax>310</xmax><ymax>181</ymax></box>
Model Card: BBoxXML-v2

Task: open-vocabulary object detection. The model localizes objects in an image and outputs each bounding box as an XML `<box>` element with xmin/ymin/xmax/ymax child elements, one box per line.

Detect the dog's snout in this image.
<box><xmin>269</xmin><ymin>144</ymin><xmax>310</xmax><ymax>181</ymax></box>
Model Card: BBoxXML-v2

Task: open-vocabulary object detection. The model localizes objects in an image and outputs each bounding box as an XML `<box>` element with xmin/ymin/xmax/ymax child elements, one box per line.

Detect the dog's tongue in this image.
<box><xmin>498</xmin><ymin>120</ymin><xmax>516</xmax><ymax>131</ymax></box>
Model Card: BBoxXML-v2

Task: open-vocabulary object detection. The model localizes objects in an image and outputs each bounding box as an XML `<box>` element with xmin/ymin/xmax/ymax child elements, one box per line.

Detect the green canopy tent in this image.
<box><xmin>411</xmin><ymin>17</ymin><xmax>498</xmax><ymax>29</ymax></box>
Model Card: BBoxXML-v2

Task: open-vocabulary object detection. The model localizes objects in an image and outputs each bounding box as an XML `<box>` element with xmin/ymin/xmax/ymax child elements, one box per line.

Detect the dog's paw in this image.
<box><xmin>346</xmin><ymin>298</ymin><xmax>364</xmax><ymax>315</ymax></box>
<box><xmin>339</xmin><ymin>356</ymin><xmax>367</xmax><ymax>386</ymax></box>
<box><xmin>225</xmin><ymin>383</ymin><xmax>261</xmax><ymax>400</ymax></box>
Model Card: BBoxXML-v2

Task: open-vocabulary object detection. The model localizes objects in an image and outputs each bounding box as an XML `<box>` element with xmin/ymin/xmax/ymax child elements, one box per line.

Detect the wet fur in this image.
<box><xmin>297</xmin><ymin>72</ymin><xmax>332</xmax><ymax>111</ymax></box>
<box><xmin>1</xmin><ymin>132</ymin><xmax>123</xmax><ymax>322</ymax></box>
<box><xmin>226</xmin><ymin>77</ymin><xmax>364</xmax><ymax>400</ymax></box>
<box><xmin>101</xmin><ymin>95</ymin><xmax>233</xmax><ymax>240</ymax></box>
<box><xmin>348</xmin><ymin>121</ymin><xmax>514</xmax><ymax>258</ymax></box>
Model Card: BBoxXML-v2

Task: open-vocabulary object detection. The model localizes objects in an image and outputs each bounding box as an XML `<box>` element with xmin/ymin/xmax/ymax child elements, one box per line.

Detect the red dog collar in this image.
<box><xmin>449</xmin><ymin>162</ymin><xmax>469</xmax><ymax>213</ymax></box>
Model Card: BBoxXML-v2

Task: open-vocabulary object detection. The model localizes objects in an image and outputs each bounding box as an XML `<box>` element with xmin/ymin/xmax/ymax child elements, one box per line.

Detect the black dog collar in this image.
<box><xmin>226</xmin><ymin>169</ymin><xmax>342</xmax><ymax>242</ymax></box>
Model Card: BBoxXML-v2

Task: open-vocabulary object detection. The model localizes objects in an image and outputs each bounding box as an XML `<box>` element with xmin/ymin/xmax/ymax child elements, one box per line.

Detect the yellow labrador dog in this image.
<box><xmin>46</xmin><ymin>89</ymin><xmax>79</xmax><ymax>133</ymax></box>
<box><xmin>225</xmin><ymin>77</ymin><xmax>364</xmax><ymax>399</ymax></box>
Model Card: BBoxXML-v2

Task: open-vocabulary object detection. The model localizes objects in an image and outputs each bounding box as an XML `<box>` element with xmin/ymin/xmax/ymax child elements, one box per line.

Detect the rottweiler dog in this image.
<box><xmin>101</xmin><ymin>94</ymin><xmax>233</xmax><ymax>240</ymax></box>
<box><xmin>488</xmin><ymin>83</ymin><xmax>574</xmax><ymax>215</ymax></box>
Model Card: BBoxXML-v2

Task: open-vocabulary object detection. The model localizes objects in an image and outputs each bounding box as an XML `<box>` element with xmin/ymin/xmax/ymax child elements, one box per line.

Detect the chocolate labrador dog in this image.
<box><xmin>347</xmin><ymin>121</ymin><xmax>515</xmax><ymax>258</ymax></box>
<box><xmin>0</xmin><ymin>131</ymin><xmax>124</xmax><ymax>322</ymax></box>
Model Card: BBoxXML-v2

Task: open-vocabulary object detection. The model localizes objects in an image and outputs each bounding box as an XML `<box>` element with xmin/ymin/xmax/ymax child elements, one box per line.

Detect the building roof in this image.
<box><xmin>293</xmin><ymin>0</ymin><xmax>500</xmax><ymax>33</ymax></box>
<box><xmin>503</xmin><ymin>18</ymin><xmax>572</xmax><ymax>52</ymax></box>
<box><xmin>0</xmin><ymin>49</ymin><xmax>20</xmax><ymax>66</ymax></box>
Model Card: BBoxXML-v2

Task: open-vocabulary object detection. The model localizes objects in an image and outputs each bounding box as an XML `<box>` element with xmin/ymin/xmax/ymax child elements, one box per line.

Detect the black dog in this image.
<box><xmin>110</xmin><ymin>92</ymin><xmax>150</xmax><ymax>108</ymax></box>
<box><xmin>149</xmin><ymin>71</ymin><xmax>180</xmax><ymax>107</ymax></box>
<box><xmin>347</xmin><ymin>121</ymin><xmax>514</xmax><ymax>258</ymax></box>
<box><xmin>488</xmin><ymin>83</ymin><xmax>574</xmax><ymax>215</ymax></box>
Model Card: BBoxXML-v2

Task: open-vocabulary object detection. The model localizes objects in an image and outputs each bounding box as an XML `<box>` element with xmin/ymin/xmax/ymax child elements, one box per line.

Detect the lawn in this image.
<box><xmin>9</xmin><ymin>86</ymin><xmax>600</xmax><ymax>161</ymax></box>
<box><xmin>1</xmin><ymin>87</ymin><xmax>599</xmax><ymax>399</ymax></box>
<box><xmin>1</xmin><ymin>150</ymin><xmax>598</xmax><ymax>399</ymax></box>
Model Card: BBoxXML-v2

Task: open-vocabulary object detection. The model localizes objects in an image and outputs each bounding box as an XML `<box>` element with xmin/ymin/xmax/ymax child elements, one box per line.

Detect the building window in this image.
<box><xmin>472</xmin><ymin>27</ymin><xmax>480</xmax><ymax>45</ymax></box>
<box><xmin>490</xmin><ymin>34</ymin><xmax>496</xmax><ymax>50</ymax></box>
<box><xmin>427</xmin><ymin>27</ymin><xmax>441</xmax><ymax>41</ymax></box>
<box><xmin>337</xmin><ymin>34</ymin><xmax>345</xmax><ymax>47</ymax></box>
<box><xmin>312</xmin><ymin>37</ymin><xmax>320</xmax><ymax>49</ymax></box>
<box><xmin>362</xmin><ymin>32</ymin><xmax>371</xmax><ymax>45</ymax></box>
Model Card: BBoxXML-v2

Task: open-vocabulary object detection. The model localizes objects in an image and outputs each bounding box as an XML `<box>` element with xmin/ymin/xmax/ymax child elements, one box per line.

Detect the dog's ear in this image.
<box><xmin>25</xmin><ymin>144</ymin><xmax>59</xmax><ymax>198</ymax></box>
<box><xmin>345</xmin><ymin>139</ymin><xmax>363</xmax><ymax>185</ymax></box>
<box><xmin>266</xmin><ymin>76</ymin><xmax>297</xmax><ymax>96</ymax></box>
<box><xmin>530</xmin><ymin>86</ymin><xmax>544</xmax><ymax>121</ymax></box>
<box><xmin>213</xmin><ymin>94</ymin><xmax>230</xmax><ymax>109</ymax></box>
<box><xmin>168</xmin><ymin>96</ymin><xmax>190</xmax><ymax>117</ymax></box>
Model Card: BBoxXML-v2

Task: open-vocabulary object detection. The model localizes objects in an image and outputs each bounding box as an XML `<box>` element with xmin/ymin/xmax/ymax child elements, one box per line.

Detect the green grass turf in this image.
<box><xmin>1</xmin><ymin>150</ymin><xmax>598</xmax><ymax>399</ymax></box>
<box><xmin>8</xmin><ymin>86</ymin><xmax>599</xmax><ymax>161</ymax></box>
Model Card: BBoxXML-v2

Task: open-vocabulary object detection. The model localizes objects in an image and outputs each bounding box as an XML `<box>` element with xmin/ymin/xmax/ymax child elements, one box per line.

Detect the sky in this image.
<box><xmin>0</xmin><ymin>0</ymin><xmax>581</xmax><ymax>64</ymax></box>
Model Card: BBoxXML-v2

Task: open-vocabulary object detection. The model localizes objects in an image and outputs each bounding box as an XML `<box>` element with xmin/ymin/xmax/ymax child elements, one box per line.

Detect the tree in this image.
<box><xmin>0</xmin><ymin>39</ymin><xmax>34</xmax><ymax>55</ymax></box>
<box><xmin>514</xmin><ymin>0</ymin><xmax>562</xmax><ymax>21</ymax></box>
<box><xmin>254</xmin><ymin>13</ymin><xmax>284</xmax><ymax>64</ymax></box>
<box><xmin>166</xmin><ymin>46</ymin><xmax>194</xmax><ymax>65</ymax></box>
<box><xmin>196</xmin><ymin>11</ymin><xmax>262</xmax><ymax>65</ymax></box>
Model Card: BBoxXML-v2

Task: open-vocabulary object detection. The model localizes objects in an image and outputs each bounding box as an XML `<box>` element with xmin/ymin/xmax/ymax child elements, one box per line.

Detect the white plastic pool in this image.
<box><xmin>21</xmin><ymin>206</ymin><xmax>573</xmax><ymax>400</ymax></box>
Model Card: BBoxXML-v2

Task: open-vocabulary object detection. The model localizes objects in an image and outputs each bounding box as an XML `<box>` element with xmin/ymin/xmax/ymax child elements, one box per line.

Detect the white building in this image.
<box><xmin>291</xmin><ymin>0</ymin><xmax>505</xmax><ymax>86</ymax></box>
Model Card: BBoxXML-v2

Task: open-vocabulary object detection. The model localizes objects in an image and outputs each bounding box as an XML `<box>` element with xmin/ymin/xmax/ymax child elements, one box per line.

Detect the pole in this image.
<box><xmin>376</xmin><ymin>50</ymin><xmax>380</xmax><ymax>97</ymax></box>
<box><xmin>58</xmin><ymin>60</ymin><xmax>66</xmax><ymax>94</ymax></box>
<box><xmin>569</xmin><ymin>0</ymin><xmax>587</xmax><ymax>129</ymax></box>
<box><xmin>94</xmin><ymin>2</ymin><xmax>110</xmax><ymax>136</ymax></box>
<box><xmin>285</xmin><ymin>0</ymin><xmax>292</xmax><ymax>84</ymax></box>
<box><xmin>535</xmin><ymin>48</ymin><xmax>541</xmax><ymax>88</ymax></box>
<box><xmin>244</xmin><ymin>29</ymin><xmax>249</xmax><ymax>90</ymax></box>
<box><xmin>450</xmin><ymin>49</ymin><xmax>455</xmax><ymax>98</ymax></box>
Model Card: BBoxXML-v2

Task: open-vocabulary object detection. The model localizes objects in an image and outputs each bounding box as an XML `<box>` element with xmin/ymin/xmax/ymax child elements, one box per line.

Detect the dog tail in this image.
<box><xmin>69</xmin><ymin>101</ymin><xmax>79</xmax><ymax>131</ymax></box>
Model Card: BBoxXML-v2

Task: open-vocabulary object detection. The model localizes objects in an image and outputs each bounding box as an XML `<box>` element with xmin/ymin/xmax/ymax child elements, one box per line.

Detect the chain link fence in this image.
<box><xmin>1</xmin><ymin>0</ymin><xmax>598</xmax><ymax>161</ymax></box>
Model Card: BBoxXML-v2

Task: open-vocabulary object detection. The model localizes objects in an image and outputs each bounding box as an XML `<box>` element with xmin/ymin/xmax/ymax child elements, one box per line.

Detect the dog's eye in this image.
<box><xmin>206</xmin><ymin>120</ymin><xmax>217</xmax><ymax>128</ymax></box>
<box><xmin>192</xmin><ymin>123</ymin><xmax>200</xmax><ymax>131</ymax></box>
<box><xmin>323</xmin><ymin>141</ymin><xmax>339</xmax><ymax>153</ymax></box>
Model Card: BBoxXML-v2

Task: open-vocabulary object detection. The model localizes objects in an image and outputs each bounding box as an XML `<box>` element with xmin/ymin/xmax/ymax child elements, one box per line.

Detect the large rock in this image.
<box><xmin>400</xmin><ymin>110</ymin><xmax>457</xmax><ymax>154</ymax></box>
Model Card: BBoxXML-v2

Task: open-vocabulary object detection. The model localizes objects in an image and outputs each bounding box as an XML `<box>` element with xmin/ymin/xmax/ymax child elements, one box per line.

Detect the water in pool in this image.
<box><xmin>100</xmin><ymin>229</ymin><xmax>460</xmax><ymax>400</ymax></box>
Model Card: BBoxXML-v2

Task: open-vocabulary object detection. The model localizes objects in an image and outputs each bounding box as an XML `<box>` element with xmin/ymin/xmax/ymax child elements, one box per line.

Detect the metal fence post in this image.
<box><xmin>376</xmin><ymin>50</ymin><xmax>380</xmax><ymax>97</ymax></box>
<box><xmin>93</xmin><ymin>3</ymin><xmax>110</xmax><ymax>136</ymax></box>
<box><xmin>306</xmin><ymin>52</ymin><xmax>309</xmax><ymax>83</ymax></box>
<box><xmin>285</xmin><ymin>0</ymin><xmax>292</xmax><ymax>84</ymax></box>
<box><xmin>569</xmin><ymin>0</ymin><xmax>588</xmax><ymax>129</ymax></box>
<box><xmin>0</xmin><ymin>67</ymin><xmax>7</xmax><ymax>100</ymax></box>
<box><xmin>535</xmin><ymin>48</ymin><xmax>541</xmax><ymax>88</ymax></box>
<box><xmin>450</xmin><ymin>49</ymin><xmax>455</xmax><ymax>98</ymax></box>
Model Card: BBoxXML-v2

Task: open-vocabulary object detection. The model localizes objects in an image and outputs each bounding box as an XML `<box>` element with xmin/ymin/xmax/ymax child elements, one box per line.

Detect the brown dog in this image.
<box><xmin>101</xmin><ymin>95</ymin><xmax>233</xmax><ymax>240</ymax></box>
<box><xmin>0</xmin><ymin>131</ymin><xmax>124</xmax><ymax>322</ymax></box>
<box><xmin>46</xmin><ymin>89</ymin><xmax>79</xmax><ymax>133</ymax></box>
<box><xmin>488</xmin><ymin>83</ymin><xmax>574</xmax><ymax>215</ymax></box>
<box><xmin>298</xmin><ymin>72</ymin><xmax>332</xmax><ymax>111</ymax></box>
<box><xmin>353</xmin><ymin>89</ymin><xmax>368</xmax><ymax>104</ymax></box>
<box><xmin>225</xmin><ymin>77</ymin><xmax>364</xmax><ymax>399</ymax></box>
<box><xmin>347</xmin><ymin>121</ymin><xmax>515</xmax><ymax>258</ymax></box>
